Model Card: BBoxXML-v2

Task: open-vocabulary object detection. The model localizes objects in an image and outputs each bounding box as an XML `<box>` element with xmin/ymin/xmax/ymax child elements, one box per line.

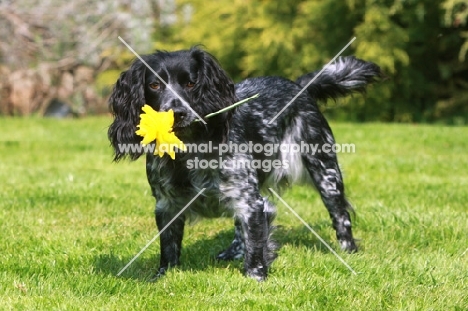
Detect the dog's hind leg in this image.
<box><xmin>302</xmin><ymin>151</ymin><xmax>358</xmax><ymax>253</ymax></box>
<box><xmin>216</xmin><ymin>218</ymin><xmax>245</xmax><ymax>261</ymax></box>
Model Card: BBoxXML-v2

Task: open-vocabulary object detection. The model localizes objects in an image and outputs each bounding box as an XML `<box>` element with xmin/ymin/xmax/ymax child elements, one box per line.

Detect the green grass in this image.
<box><xmin>1</xmin><ymin>117</ymin><xmax>467</xmax><ymax>310</ymax></box>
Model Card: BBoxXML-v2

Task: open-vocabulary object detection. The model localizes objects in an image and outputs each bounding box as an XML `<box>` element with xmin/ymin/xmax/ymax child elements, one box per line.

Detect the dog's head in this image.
<box><xmin>108</xmin><ymin>47</ymin><xmax>237</xmax><ymax>161</ymax></box>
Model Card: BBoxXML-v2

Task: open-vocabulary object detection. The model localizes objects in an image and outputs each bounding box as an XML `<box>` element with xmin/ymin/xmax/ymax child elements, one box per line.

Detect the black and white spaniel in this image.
<box><xmin>108</xmin><ymin>47</ymin><xmax>381</xmax><ymax>281</ymax></box>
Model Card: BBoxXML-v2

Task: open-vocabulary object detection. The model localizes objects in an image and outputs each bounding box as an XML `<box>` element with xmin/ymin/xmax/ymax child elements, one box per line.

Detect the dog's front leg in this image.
<box><xmin>240</xmin><ymin>201</ymin><xmax>270</xmax><ymax>281</ymax></box>
<box><xmin>221</xmin><ymin>158</ymin><xmax>277</xmax><ymax>281</ymax></box>
<box><xmin>240</xmin><ymin>196</ymin><xmax>278</xmax><ymax>281</ymax></box>
<box><xmin>155</xmin><ymin>208</ymin><xmax>185</xmax><ymax>277</ymax></box>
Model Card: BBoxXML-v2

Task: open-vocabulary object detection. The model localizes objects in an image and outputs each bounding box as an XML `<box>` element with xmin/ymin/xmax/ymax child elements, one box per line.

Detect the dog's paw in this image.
<box><xmin>216</xmin><ymin>243</ymin><xmax>245</xmax><ymax>261</ymax></box>
<box><xmin>216</xmin><ymin>249</ymin><xmax>244</xmax><ymax>261</ymax></box>
<box><xmin>245</xmin><ymin>267</ymin><xmax>267</xmax><ymax>282</ymax></box>
<box><xmin>339</xmin><ymin>239</ymin><xmax>358</xmax><ymax>253</ymax></box>
<box><xmin>148</xmin><ymin>267</ymin><xmax>168</xmax><ymax>282</ymax></box>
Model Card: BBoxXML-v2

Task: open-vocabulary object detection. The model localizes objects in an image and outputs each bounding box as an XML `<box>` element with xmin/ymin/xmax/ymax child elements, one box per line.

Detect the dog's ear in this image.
<box><xmin>108</xmin><ymin>59</ymin><xmax>146</xmax><ymax>161</ymax></box>
<box><xmin>190</xmin><ymin>48</ymin><xmax>237</xmax><ymax>142</ymax></box>
<box><xmin>190</xmin><ymin>48</ymin><xmax>236</xmax><ymax>110</ymax></box>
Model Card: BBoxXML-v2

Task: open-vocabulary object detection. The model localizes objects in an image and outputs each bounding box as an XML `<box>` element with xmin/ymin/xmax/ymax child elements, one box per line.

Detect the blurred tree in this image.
<box><xmin>157</xmin><ymin>0</ymin><xmax>468</xmax><ymax>123</ymax></box>
<box><xmin>2</xmin><ymin>0</ymin><xmax>465</xmax><ymax>121</ymax></box>
<box><xmin>0</xmin><ymin>0</ymin><xmax>162</xmax><ymax>115</ymax></box>
<box><xmin>438</xmin><ymin>0</ymin><xmax>468</xmax><ymax>124</ymax></box>
<box><xmin>0</xmin><ymin>0</ymin><xmax>159</xmax><ymax>70</ymax></box>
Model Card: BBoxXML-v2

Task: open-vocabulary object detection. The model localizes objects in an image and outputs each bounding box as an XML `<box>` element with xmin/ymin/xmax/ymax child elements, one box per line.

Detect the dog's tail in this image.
<box><xmin>295</xmin><ymin>56</ymin><xmax>382</xmax><ymax>102</ymax></box>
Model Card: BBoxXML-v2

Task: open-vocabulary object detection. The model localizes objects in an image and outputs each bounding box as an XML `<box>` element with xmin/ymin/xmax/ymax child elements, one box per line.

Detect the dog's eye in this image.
<box><xmin>186</xmin><ymin>81</ymin><xmax>195</xmax><ymax>88</ymax></box>
<box><xmin>149</xmin><ymin>82</ymin><xmax>160</xmax><ymax>90</ymax></box>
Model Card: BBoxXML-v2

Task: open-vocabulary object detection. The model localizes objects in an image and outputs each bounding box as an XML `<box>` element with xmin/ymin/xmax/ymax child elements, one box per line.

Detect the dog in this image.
<box><xmin>108</xmin><ymin>47</ymin><xmax>381</xmax><ymax>281</ymax></box>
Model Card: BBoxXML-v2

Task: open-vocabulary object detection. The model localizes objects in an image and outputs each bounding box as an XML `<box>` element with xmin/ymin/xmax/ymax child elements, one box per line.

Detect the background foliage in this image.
<box><xmin>153</xmin><ymin>0</ymin><xmax>468</xmax><ymax>123</ymax></box>
<box><xmin>0</xmin><ymin>0</ymin><xmax>467</xmax><ymax>123</ymax></box>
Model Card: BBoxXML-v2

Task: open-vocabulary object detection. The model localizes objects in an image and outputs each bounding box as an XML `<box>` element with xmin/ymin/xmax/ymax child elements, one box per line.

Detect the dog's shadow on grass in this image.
<box><xmin>92</xmin><ymin>221</ymin><xmax>343</xmax><ymax>282</ymax></box>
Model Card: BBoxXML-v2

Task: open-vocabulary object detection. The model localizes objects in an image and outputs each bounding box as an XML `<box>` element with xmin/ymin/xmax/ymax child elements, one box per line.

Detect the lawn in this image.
<box><xmin>1</xmin><ymin>117</ymin><xmax>467</xmax><ymax>310</ymax></box>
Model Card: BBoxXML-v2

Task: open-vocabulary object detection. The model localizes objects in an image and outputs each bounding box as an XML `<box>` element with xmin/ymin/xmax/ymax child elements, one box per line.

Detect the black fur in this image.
<box><xmin>295</xmin><ymin>56</ymin><xmax>381</xmax><ymax>102</ymax></box>
<box><xmin>108</xmin><ymin>47</ymin><xmax>381</xmax><ymax>281</ymax></box>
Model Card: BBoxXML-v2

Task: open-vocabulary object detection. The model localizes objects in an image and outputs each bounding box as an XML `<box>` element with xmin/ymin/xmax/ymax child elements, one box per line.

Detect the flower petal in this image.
<box><xmin>135</xmin><ymin>105</ymin><xmax>185</xmax><ymax>159</ymax></box>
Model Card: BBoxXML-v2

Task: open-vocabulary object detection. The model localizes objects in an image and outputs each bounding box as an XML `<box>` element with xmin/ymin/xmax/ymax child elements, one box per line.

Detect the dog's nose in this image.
<box><xmin>160</xmin><ymin>99</ymin><xmax>189</xmax><ymax>124</ymax></box>
<box><xmin>172</xmin><ymin>108</ymin><xmax>188</xmax><ymax>124</ymax></box>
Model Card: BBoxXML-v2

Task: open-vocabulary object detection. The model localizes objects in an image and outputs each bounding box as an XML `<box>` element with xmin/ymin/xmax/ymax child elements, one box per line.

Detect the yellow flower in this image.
<box><xmin>135</xmin><ymin>105</ymin><xmax>186</xmax><ymax>159</ymax></box>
